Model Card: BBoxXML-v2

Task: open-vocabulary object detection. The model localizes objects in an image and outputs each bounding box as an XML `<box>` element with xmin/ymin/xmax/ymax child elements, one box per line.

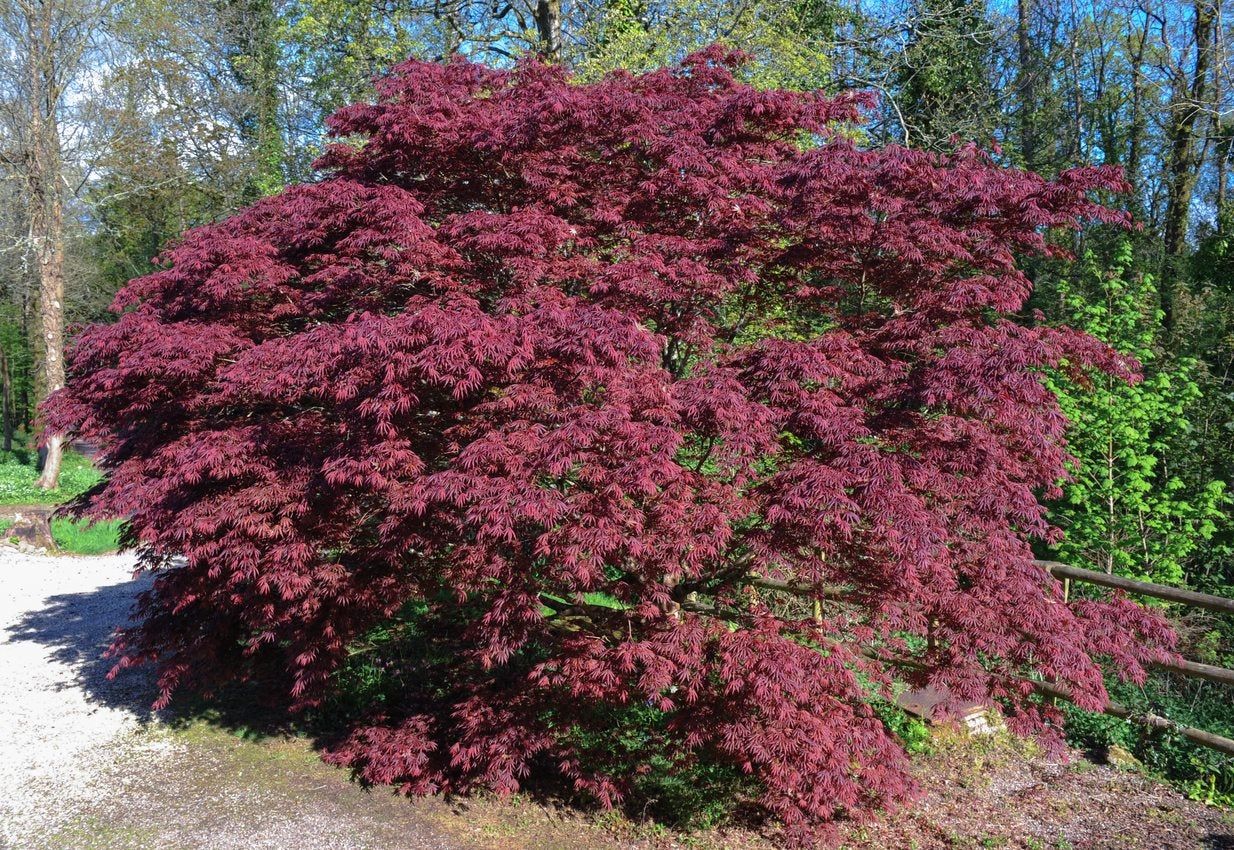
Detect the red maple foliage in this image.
<box><xmin>48</xmin><ymin>48</ymin><xmax>1174</xmax><ymax>845</ymax></box>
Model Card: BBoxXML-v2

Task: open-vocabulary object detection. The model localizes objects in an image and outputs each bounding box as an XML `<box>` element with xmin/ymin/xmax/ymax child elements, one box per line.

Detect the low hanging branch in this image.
<box><xmin>740</xmin><ymin>563</ymin><xmax>1234</xmax><ymax>689</ymax></box>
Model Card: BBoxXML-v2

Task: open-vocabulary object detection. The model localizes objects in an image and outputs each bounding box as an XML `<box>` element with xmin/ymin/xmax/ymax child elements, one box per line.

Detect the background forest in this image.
<box><xmin>2</xmin><ymin>0</ymin><xmax>1233</xmax><ymax>817</ymax></box>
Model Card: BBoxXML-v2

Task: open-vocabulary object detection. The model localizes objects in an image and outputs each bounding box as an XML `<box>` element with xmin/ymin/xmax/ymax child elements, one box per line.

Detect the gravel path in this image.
<box><xmin>0</xmin><ymin>549</ymin><xmax>488</xmax><ymax>850</ymax></box>
<box><xmin>0</xmin><ymin>550</ymin><xmax>153</xmax><ymax>847</ymax></box>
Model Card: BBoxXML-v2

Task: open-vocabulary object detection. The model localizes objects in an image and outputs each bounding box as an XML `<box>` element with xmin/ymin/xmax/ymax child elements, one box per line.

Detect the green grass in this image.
<box><xmin>0</xmin><ymin>515</ymin><xmax>123</xmax><ymax>554</ymax></box>
<box><xmin>51</xmin><ymin>517</ymin><xmax>124</xmax><ymax>554</ymax></box>
<box><xmin>0</xmin><ymin>447</ymin><xmax>102</xmax><ymax>505</ymax></box>
<box><xmin>0</xmin><ymin>445</ymin><xmax>120</xmax><ymax>554</ymax></box>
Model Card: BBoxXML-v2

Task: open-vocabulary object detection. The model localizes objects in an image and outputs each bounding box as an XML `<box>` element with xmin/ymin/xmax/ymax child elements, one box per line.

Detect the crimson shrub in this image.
<box><xmin>48</xmin><ymin>48</ymin><xmax>1174</xmax><ymax>845</ymax></box>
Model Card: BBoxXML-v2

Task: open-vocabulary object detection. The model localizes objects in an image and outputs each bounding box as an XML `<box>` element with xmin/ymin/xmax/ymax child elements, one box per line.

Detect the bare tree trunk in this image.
<box><xmin>32</xmin><ymin>176</ymin><xmax>66</xmax><ymax>489</ymax></box>
<box><xmin>534</xmin><ymin>0</ymin><xmax>561</xmax><ymax>60</ymax></box>
<box><xmin>1067</xmin><ymin>23</ymin><xmax>1083</xmax><ymax>162</ymax></box>
<box><xmin>18</xmin><ymin>365</ymin><xmax>29</xmax><ymax>432</ymax></box>
<box><xmin>1</xmin><ymin>343</ymin><xmax>13</xmax><ymax>454</ymax></box>
<box><xmin>1218</xmin><ymin>134</ymin><xmax>1228</xmax><ymax>213</ymax></box>
<box><xmin>1213</xmin><ymin>18</ymin><xmax>1228</xmax><ymax>213</ymax></box>
<box><xmin>23</xmin><ymin>0</ymin><xmax>67</xmax><ymax>489</ymax></box>
<box><xmin>18</xmin><ymin>292</ymin><xmax>30</xmax><ymax>432</ymax></box>
<box><xmin>1125</xmin><ymin>18</ymin><xmax>1151</xmax><ymax>219</ymax></box>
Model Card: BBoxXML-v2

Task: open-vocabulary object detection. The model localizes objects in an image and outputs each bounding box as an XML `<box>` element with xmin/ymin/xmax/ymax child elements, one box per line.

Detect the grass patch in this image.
<box><xmin>0</xmin><ymin>515</ymin><xmax>123</xmax><ymax>554</ymax></box>
<box><xmin>0</xmin><ymin>447</ymin><xmax>102</xmax><ymax>505</ymax></box>
<box><xmin>51</xmin><ymin>517</ymin><xmax>123</xmax><ymax>555</ymax></box>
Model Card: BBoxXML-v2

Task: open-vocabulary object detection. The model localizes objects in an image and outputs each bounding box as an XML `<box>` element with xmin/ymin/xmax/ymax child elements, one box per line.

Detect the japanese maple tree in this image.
<box><xmin>48</xmin><ymin>48</ymin><xmax>1174</xmax><ymax>845</ymax></box>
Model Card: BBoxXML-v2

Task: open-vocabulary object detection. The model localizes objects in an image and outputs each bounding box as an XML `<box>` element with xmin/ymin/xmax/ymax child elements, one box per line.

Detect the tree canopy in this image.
<box><xmin>49</xmin><ymin>49</ymin><xmax>1177</xmax><ymax>844</ymax></box>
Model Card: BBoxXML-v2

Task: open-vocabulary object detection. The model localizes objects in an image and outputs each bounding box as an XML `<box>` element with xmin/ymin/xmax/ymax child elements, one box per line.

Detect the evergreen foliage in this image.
<box><xmin>896</xmin><ymin>0</ymin><xmax>995</xmax><ymax>149</ymax></box>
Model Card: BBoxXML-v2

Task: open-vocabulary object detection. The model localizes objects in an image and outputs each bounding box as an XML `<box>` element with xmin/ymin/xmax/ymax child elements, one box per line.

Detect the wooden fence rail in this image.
<box><xmin>1037</xmin><ymin>560</ymin><xmax>1234</xmax><ymax>615</ymax></box>
<box><xmin>743</xmin><ymin>560</ymin><xmax>1234</xmax><ymax>757</ymax></box>
<box><xmin>1155</xmin><ymin>658</ymin><xmax>1234</xmax><ymax>688</ymax></box>
<box><xmin>1031</xmin><ymin>679</ymin><xmax>1234</xmax><ymax>758</ymax></box>
<box><xmin>745</xmin><ymin>563</ymin><xmax>1234</xmax><ymax>689</ymax></box>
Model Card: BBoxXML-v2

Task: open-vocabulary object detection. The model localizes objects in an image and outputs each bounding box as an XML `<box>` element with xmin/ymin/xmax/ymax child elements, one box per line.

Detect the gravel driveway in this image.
<box><xmin>0</xmin><ymin>551</ymin><xmax>154</xmax><ymax>847</ymax></box>
<box><xmin>0</xmin><ymin>549</ymin><xmax>491</xmax><ymax>850</ymax></box>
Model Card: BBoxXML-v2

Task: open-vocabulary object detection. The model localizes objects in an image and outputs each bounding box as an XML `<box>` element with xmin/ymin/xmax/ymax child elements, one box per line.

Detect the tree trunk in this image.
<box><xmin>1160</xmin><ymin>0</ymin><xmax>1217</xmax><ymax>334</ymax></box>
<box><xmin>534</xmin><ymin>0</ymin><xmax>562</xmax><ymax>60</ymax></box>
<box><xmin>1067</xmin><ymin>30</ymin><xmax>1083</xmax><ymax>163</ymax></box>
<box><xmin>18</xmin><ymin>366</ymin><xmax>29</xmax><ymax>433</ymax></box>
<box><xmin>1163</xmin><ymin>1</ymin><xmax>1216</xmax><ymax>259</ymax></box>
<box><xmin>250</xmin><ymin>0</ymin><xmax>283</xmax><ymax>196</ymax></box>
<box><xmin>1</xmin><ymin>343</ymin><xmax>13</xmax><ymax>454</ymax></box>
<box><xmin>25</xmin><ymin>0</ymin><xmax>67</xmax><ymax>489</ymax></box>
<box><xmin>18</xmin><ymin>294</ymin><xmax>30</xmax><ymax>432</ymax></box>
<box><xmin>1124</xmin><ymin>19</ymin><xmax>1151</xmax><ymax>219</ymax></box>
<box><xmin>224</xmin><ymin>0</ymin><xmax>285</xmax><ymax>198</ymax></box>
<box><xmin>32</xmin><ymin>176</ymin><xmax>66</xmax><ymax>489</ymax></box>
<box><xmin>1213</xmin><ymin>27</ymin><xmax>1227</xmax><ymax>213</ymax></box>
<box><xmin>1016</xmin><ymin>0</ymin><xmax>1036</xmax><ymax>170</ymax></box>
<box><xmin>1218</xmin><ymin>136</ymin><xmax>1228</xmax><ymax>214</ymax></box>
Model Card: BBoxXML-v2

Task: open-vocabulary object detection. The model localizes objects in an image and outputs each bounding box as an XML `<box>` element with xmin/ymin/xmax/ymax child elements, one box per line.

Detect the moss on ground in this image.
<box><xmin>45</xmin><ymin>818</ymin><xmax>171</xmax><ymax>850</ymax></box>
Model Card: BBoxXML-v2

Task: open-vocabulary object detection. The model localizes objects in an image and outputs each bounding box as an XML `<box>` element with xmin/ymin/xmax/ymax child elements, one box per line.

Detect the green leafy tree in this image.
<box><xmin>896</xmin><ymin>0</ymin><xmax>995</xmax><ymax>148</ymax></box>
<box><xmin>222</xmin><ymin>0</ymin><xmax>287</xmax><ymax>197</ymax></box>
<box><xmin>1048</xmin><ymin>242</ymin><xmax>1225</xmax><ymax>584</ymax></box>
<box><xmin>281</xmin><ymin>0</ymin><xmax>442</xmax><ymax>120</ymax></box>
<box><xmin>571</xmin><ymin>0</ymin><xmax>841</xmax><ymax>89</ymax></box>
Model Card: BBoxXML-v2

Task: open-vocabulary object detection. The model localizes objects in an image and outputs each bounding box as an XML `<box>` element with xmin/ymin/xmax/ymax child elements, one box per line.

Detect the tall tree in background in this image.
<box><xmin>1016</xmin><ymin>0</ymin><xmax>1038</xmax><ymax>169</ymax></box>
<box><xmin>896</xmin><ymin>0</ymin><xmax>995</xmax><ymax>148</ymax></box>
<box><xmin>24</xmin><ymin>0</ymin><xmax>66</xmax><ymax>489</ymax></box>
<box><xmin>224</xmin><ymin>0</ymin><xmax>286</xmax><ymax>197</ymax></box>
<box><xmin>1123</xmin><ymin>8</ymin><xmax>1155</xmax><ymax>219</ymax></box>
<box><xmin>0</xmin><ymin>0</ymin><xmax>114</xmax><ymax>488</ymax></box>
<box><xmin>534</xmin><ymin>0</ymin><xmax>560</xmax><ymax>57</ymax></box>
<box><xmin>1162</xmin><ymin>0</ymin><xmax>1218</xmax><ymax>331</ymax></box>
<box><xmin>573</xmin><ymin>0</ymin><xmax>841</xmax><ymax>88</ymax></box>
<box><xmin>281</xmin><ymin>0</ymin><xmax>442</xmax><ymax>124</ymax></box>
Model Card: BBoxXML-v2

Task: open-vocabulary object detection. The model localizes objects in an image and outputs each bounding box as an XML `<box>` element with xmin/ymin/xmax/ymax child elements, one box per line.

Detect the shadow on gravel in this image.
<box><xmin>7</xmin><ymin>570</ymin><xmax>337</xmax><ymax>744</ymax></box>
<box><xmin>6</xmin><ymin>575</ymin><xmax>159</xmax><ymax>722</ymax></box>
<box><xmin>3</xmin><ymin>574</ymin><xmax>598</xmax><ymax>824</ymax></box>
<box><xmin>9</xmin><ymin>577</ymin><xmax>1234</xmax><ymax>850</ymax></box>
<box><xmin>6</xmin><ymin>571</ymin><xmax>356</xmax><ymax>751</ymax></box>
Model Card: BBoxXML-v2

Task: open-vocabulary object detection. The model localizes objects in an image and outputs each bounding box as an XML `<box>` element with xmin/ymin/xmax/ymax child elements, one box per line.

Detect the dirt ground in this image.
<box><xmin>2</xmin><ymin>550</ymin><xmax>1231</xmax><ymax>850</ymax></box>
